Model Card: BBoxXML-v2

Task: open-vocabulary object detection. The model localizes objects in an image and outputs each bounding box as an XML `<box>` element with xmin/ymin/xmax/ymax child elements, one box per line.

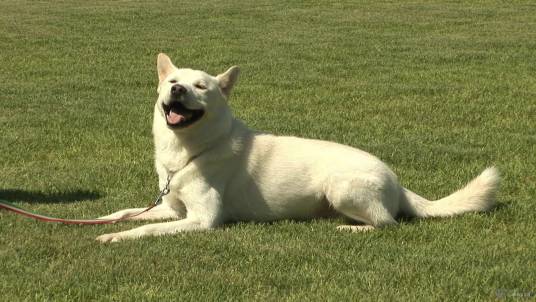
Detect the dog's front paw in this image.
<box><xmin>96</xmin><ymin>232</ymin><xmax>123</xmax><ymax>243</ymax></box>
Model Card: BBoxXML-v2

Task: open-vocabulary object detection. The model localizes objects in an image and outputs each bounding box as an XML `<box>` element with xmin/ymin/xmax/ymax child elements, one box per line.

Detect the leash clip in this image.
<box><xmin>153</xmin><ymin>174</ymin><xmax>172</xmax><ymax>206</ymax></box>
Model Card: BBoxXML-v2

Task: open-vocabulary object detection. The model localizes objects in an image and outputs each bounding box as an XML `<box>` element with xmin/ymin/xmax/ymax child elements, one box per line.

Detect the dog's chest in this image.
<box><xmin>155</xmin><ymin>146</ymin><xmax>191</xmax><ymax>174</ymax></box>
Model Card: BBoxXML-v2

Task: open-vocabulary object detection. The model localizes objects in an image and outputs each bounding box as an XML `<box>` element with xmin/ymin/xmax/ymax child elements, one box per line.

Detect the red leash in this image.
<box><xmin>0</xmin><ymin>200</ymin><xmax>158</xmax><ymax>224</ymax></box>
<box><xmin>0</xmin><ymin>176</ymin><xmax>171</xmax><ymax>225</ymax></box>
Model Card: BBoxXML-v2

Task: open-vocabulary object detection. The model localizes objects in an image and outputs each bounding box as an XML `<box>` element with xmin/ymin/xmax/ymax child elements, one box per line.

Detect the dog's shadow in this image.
<box><xmin>0</xmin><ymin>189</ymin><xmax>103</xmax><ymax>204</ymax></box>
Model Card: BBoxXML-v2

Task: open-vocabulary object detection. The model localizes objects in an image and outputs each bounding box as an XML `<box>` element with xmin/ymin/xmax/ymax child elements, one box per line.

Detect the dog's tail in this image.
<box><xmin>400</xmin><ymin>167</ymin><xmax>500</xmax><ymax>218</ymax></box>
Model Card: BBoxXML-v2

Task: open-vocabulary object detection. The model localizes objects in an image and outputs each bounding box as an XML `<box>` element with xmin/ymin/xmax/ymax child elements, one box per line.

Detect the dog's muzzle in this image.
<box><xmin>163</xmin><ymin>84</ymin><xmax>204</xmax><ymax>129</ymax></box>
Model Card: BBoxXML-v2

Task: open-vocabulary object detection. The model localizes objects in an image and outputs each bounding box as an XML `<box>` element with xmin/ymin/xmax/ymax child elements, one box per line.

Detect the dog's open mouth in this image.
<box><xmin>163</xmin><ymin>101</ymin><xmax>204</xmax><ymax>128</ymax></box>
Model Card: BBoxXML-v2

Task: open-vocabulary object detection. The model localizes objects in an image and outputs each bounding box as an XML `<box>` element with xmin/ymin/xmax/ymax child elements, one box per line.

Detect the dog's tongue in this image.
<box><xmin>166</xmin><ymin>110</ymin><xmax>185</xmax><ymax>125</ymax></box>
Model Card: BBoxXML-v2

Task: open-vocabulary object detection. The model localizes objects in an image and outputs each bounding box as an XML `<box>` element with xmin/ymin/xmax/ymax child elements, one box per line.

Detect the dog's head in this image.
<box><xmin>155</xmin><ymin>53</ymin><xmax>239</xmax><ymax>130</ymax></box>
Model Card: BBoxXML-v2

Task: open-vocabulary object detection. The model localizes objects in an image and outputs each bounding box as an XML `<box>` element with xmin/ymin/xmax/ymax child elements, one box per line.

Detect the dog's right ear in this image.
<box><xmin>157</xmin><ymin>53</ymin><xmax>177</xmax><ymax>84</ymax></box>
<box><xmin>217</xmin><ymin>66</ymin><xmax>240</xmax><ymax>99</ymax></box>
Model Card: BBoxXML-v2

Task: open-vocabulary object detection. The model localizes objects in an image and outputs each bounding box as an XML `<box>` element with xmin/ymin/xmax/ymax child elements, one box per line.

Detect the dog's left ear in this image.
<box><xmin>217</xmin><ymin>66</ymin><xmax>240</xmax><ymax>98</ymax></box>
<box><xmin>157</xmin><ymin>53</ymin><xmax>177</xmax><ymax>84</ymax></box>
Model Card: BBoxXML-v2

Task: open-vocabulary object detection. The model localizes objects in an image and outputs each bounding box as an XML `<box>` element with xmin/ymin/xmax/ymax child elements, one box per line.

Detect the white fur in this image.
<box><xmin>96</xmin><ymin>54</ymin><xmax>500</xmax><ymax>243</ymax></box>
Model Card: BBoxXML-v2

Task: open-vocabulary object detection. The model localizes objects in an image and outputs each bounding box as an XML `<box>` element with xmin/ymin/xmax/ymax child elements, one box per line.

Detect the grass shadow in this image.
<box><xmin>0</xmin><ymin>189</ymin><xmax>103</xmax><ymax>204</ymax></box>
<box><xmin>492</xmin><ymin>201</ymin><xmax>513</xmax><ymax>212</ymax></box>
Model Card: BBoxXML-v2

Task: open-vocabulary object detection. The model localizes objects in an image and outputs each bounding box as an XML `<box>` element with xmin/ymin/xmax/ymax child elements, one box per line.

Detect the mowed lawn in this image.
<box><xmin>1</xmin><ymin>1</ymin><xmax>535</xmax><ymax>300</ymax></box>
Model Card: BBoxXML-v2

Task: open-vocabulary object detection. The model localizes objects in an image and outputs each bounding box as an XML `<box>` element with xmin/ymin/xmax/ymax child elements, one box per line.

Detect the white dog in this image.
<box><xmin>96</xmin><ymin>54</ymin><xmax>499</xmax><ymax>243</ymax></box>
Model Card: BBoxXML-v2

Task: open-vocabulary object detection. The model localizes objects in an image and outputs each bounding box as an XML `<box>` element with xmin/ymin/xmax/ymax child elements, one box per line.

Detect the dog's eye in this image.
<box><xmin>194</xmin><ymin>83</ymin><xmax>207</xmax><ymax>90</ymax></box>
<box><xmin>169</xmin><ymin>80</ymin><xmax>177</xmax><ymax>84</ymax></box>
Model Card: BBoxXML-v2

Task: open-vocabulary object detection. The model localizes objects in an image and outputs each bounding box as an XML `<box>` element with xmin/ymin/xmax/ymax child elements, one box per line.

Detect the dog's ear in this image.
<box><xmin>217</xmin><ymin>66</ymin><xmax>240</xmax><ymax>98</ymax></box>
<box><xmin>157</xmin><ymin>53</ymin><xmax>177</xmax><ymax>84</ymax></box>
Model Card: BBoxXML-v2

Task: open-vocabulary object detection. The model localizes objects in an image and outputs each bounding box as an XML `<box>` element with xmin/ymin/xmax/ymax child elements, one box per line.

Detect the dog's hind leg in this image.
<box><xmin>98</xmin><ymin>204</ymin><xmax>181</xmax><ymax>222</ymax></box>
<box><xmin>336</xmin><ymin>225</ymin><xmax>376</xmax><ymax>232</ymax></box>
<box><xmin>324</xmin><ymin>172</ymin><xmax>399</xmax><ymax>231</ymax></box>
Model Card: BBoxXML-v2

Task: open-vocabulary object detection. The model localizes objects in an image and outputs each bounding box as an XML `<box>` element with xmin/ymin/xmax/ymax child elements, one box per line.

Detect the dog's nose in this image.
<box><xmin>170</xmin><ymin>84</ymin><xmax>187</xmax><ymax>96</ymax></box>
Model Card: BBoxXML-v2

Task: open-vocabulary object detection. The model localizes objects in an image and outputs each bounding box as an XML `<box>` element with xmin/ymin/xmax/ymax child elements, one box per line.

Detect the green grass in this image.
<box><xmin>1</xmin><ymin>0</ymin><xmax>535</xmax><ymax>300</ymax></box>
